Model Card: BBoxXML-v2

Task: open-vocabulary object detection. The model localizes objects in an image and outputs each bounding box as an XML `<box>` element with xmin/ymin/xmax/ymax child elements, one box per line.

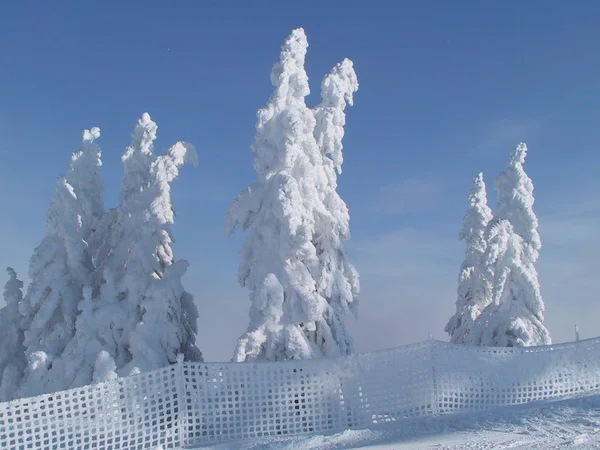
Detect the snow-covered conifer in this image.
<box><xmin>228</xmin><ymin>28</ymin><xmax>359</xmax><ymax>361</ymax></box>
<box><xmin>472</xmin><ymin>144</ymin><xmax>551</xmax><ymax>347</ymax></box>
<box><xmin>18</xmin><ymin>174</ymin><xmax>90</xmax><ymax>397</ymax></box>
<box><xmin>0</xmin><ymin>268</ymin><xmax>27</xmax><ymax>401</ymax></box>
<box><xmin>98</xmin><ymin>113</ymin><xmax>202</xmax><ymax>375</ymax></box>
<box><xmin>445</xmin><ymin>173</ymin><xmax>492</xmax><ymax>344</ymax></box>
<box><xmin>129</xmin><ymin>139</ymin><xmax>203</xmax><ymax>371</ymax></box>
<box><xmin>23</xmin><ymin>129</ymin><xmax>109</xmax><ymax>393</ymax></box>
<box><xmin>311</xmin><ymin>59</ymin><xmax>360</xmax><ymax>355</ymax></box>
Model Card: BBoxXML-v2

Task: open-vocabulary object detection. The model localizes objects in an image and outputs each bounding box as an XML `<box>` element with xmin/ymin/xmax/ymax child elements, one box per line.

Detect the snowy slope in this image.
<box><xmin>200</xmin><ymin>395</ymin><xmax>600</xmax><ymax>449</ymax></box>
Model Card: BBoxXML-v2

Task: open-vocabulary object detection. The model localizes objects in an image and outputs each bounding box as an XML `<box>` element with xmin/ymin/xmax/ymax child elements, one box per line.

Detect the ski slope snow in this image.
<box><xmin>198</xmin><ymin>394</ymin><xmax>600</xmax><ymax>449</ymax></box>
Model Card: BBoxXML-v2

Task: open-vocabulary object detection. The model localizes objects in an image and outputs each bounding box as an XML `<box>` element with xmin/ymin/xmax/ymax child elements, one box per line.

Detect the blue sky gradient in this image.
<box><xmin>1</xmin><ymin>1</ymin><xmax>600</xmax><ymax>360</ymax></box>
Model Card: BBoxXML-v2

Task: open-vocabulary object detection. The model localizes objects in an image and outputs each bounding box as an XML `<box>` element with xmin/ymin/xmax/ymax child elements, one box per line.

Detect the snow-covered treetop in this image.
<box><xmin>129</xmin><ymin>113</ymin><xmax>157</xmax><ymax>157</ymax></box>
<box><xmin>120</xmin><ymin>114</ymin><xmax>157</xmax><ymax>206</ymax></box>
<box><xmin>495</xmin><ymin>143</ymin><xmax>541</xmax><ymax>252</ymax></box>
<box><xmin>459</xmin><ymin>173</ymin><xmax>493</xmax><ymax>253</ymax></box>
<box><xmin>270</xmin><ymin>27</ymin><xmax>309</xmax><ymax>103</ymax></box>
<box><xmin>250</xmin><ymin>28</ymin><xmax>313</xmax><ymax>181</ymax></box>
<box><xmin>313</xmin><ymin>58</ymin><xmax>359</xmax><ymax>174</ymax></box>
<box><xmin>150</xmin><ymin>141</ymin><xmax>198</xmax><ymax>226</ymax></box>
<box><xmin>116</xmin><ymin>112</ymin><xmax>197</xmax><ymax>277</ymax></box>
<box><xmin>144</xmin><ymin>141</ymin><xmax>198</xmax><ymax>270</ymax></box>
<box><xmin>3</xmin><ymin>267</ymin><xmax>23</xmax><ymax>307</ymax></box>
<box><xmin>67</xmin><ymin>127</ymin><xmax>104</xmax><ymax>242</ymax></box>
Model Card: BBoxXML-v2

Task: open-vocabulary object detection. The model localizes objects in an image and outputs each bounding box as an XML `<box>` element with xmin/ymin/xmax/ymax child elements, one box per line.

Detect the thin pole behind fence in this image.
<box><xmin>175</xmin><ymin>354</ymin><xmax>187</xmax><ymax>448</ymax></box>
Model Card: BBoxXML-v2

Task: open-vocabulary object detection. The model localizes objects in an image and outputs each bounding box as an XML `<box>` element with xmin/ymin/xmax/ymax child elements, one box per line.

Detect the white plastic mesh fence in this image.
<box><xmin>1</xmin><ymin>338</ymin><xmax>600</xmax><ymax>449</ymax></box>
<box><xmin>0</xmin><ymin>365</ymin><xmax>180</xmax><ymax>450</ymax></box>
<box><xmin>432</xmin><ymin>339</ymin><xmax>600</xmax><ymax>414</ymax></box>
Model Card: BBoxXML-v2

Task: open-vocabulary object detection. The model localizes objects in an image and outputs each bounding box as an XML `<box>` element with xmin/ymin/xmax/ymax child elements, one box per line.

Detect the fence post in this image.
<box><xmin>430</xmin><ymin>340</ymin><xmax>439</xmax><ymax>416</ymax></box>
<box><xmin>175</xmin><ymin>354</ymin><xmax>187</xmax><ymax>448</ymax></box>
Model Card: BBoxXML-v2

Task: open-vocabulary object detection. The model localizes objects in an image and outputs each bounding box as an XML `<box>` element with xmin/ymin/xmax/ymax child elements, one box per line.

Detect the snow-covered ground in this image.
<box><xmin>199</xmin><ymin>395</ymin><xmax>600</xmax><ymax>449</ymax></box>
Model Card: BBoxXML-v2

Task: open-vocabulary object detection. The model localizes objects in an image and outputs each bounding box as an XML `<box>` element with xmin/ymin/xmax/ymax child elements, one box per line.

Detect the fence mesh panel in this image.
<box><xmin>1</xmin><ymin>338</ymin><xmax>600</xmax><ymax>449</ymax></box>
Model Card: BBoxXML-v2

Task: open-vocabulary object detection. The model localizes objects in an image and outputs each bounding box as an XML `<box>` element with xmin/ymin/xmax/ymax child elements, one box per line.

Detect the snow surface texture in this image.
<box><xmin>228</xmin><ymin>28</ymin><xmax>359</xmax><ymax>362</ymax></box>
<box><xmin>445</xmin><ymin>173</ymin><xmax>493</xmax><ymax>344</ymax></box>
<box><xmin>211</xmin><ymin>395</ymin><xmax>600</xmax><ymax>449</ymax></box>
<box><xmin>2</xmin><ymin>337</ymin><xmax>600</xmax><ymax>449</ymax></box>
<box><xmin>472</xmin><ymin>143</ymin><xmax>551</xmax><ymax>347</ymax></box>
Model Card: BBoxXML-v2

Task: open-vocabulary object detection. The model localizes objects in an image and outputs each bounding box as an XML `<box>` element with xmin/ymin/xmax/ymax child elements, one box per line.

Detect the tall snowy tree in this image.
<box><xmin>0</xmin><ymin>268</ymin><xmax>27</xmax><ymax>401</ymax></box>
<box><xmin>311</xmin><ymin>59</ymin><xmax>360</xmax><ymax>355</ymax></box>
<box><xmin>15</xmin><ymin>129</ymin><xmax>106</xmax><ymax>396</ymax></box>
<box><xmin>445</xmin><ymin>173</ymin><xmax>492</xmax><ymax>344</ymax></box>
<box><xmin>471</xmin><ymin>143</ymin><xmax>551</xmax><ymax>347</ymax></box>
<box><xmin>228</xmin><ymin>28</ymin><xmax>359</xmax><ymax>362</ymax></box>
<box><xmin>18</xmin><ymin>174</ymin><xmax>91</xmax><ymax>397</ymax></box>
<box><xmin>97</xmin><ymin>113</ymin><xmax>202</xmax><ymax>375</ymax></box>
<box><xmin>41</xmin><ymin>128</ymin><xmax>109</xmax><ymax>392</ymax></box>
<box><xmin>128</xmin><ymin>138</ymin><xmax>203</xmax><ymax>371</ymax></box>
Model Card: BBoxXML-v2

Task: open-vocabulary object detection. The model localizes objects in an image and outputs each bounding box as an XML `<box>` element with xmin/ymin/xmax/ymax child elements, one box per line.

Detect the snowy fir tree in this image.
<box><xmin>14</xmin><ymin>129</ymin><xmax>106</xmax><ymax>397</ymax></box>
<box><xmin>18</xmin><ymin>174</ymin><xmax>92</xmax><ymax>397</ymax></box>
<box><xmin>471</xmin><ymin>143</ymin><xmax>551</xmax><ymax>347</ymax></box>
<box><xmin>0</xmin><ymin>268</ymin><xmax>27</xmax><ymax>401</ymax></box>
<box><xmin>97</xmin><ymin>113</ymin><xmax>202</xmax><ymax>375</ymax></box>
<box><xmin>445</xmin><ymin>173</ymin><xmax>493</xmax><ymax>344</ymax></box>
<box><xmin>228</xmin><ymin>28</ymin><xmax>359</xmax><ymax>362</ymax></box>
<box><xmin>311</xmin><ymin>59</ymin><xmax>360</xmax><ymax>356</ymax></box>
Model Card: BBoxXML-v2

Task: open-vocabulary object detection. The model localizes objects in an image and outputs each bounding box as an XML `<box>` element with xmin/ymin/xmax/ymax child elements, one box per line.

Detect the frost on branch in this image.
<box><xmin>445</xmin><ymin>173</ymin><xmax>492</xmax><ymax>344</ymax></box>
<box><xmin>229</xmin><ymin>28</ymin><xmax>359</xmax><ymax>361</ymax></box>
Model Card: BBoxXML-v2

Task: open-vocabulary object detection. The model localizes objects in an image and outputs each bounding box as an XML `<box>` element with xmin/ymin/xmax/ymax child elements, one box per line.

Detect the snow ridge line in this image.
<box><xmin>2</xmin><ymin>337</ymin><xmax>600</xmax><ymax>449</ymax></box>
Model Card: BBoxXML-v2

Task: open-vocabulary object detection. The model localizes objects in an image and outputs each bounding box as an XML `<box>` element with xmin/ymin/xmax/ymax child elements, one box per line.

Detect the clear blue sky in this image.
<box><xmin>1</xmin><ymin>1</ymin><xmax>600</xmax><ymax>361</ymax></box>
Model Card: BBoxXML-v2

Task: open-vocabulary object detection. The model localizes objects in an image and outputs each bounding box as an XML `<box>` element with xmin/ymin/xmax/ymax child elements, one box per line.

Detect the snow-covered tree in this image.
<box><xmin>18</xmin><ymin>174</ymin><xmax>90</xmax><ymax>397</ymax></box>
<box><xmin>17</xmin><ymin>129</ymin><xmax>108</xmax><ymax>394</ymax></box>
<box><xmin>228</xmin><ymin>28</ymin><xmax>359</xmax><ymax>362</ymax></box>
<box><xmin>0</xmin><ymin>268</ymin><xmax>27</xmax><ymax>401</ymax></box>
<box><xmin>471</xmin><ymin>143</ymin><xmax>551</xmax><ymax>347</ymax></box>
<box><xmin>311</xmin><ymin>59</ymin><xmax>360</xmax><ymax>355</ymax></box>
<box><xmin>445</xmin><ymin>173</ymin><xmax>492</xmax><ymax>344</ymax></box>
<box><xmin>97</xmin><ymin>113</ymin><xmax>202</xmax><ymax>375</ymax></box>
<box><xmin>128</xmin><ymin>138</ymin><xmax>203</xmax><ymax>371</ymax></box>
